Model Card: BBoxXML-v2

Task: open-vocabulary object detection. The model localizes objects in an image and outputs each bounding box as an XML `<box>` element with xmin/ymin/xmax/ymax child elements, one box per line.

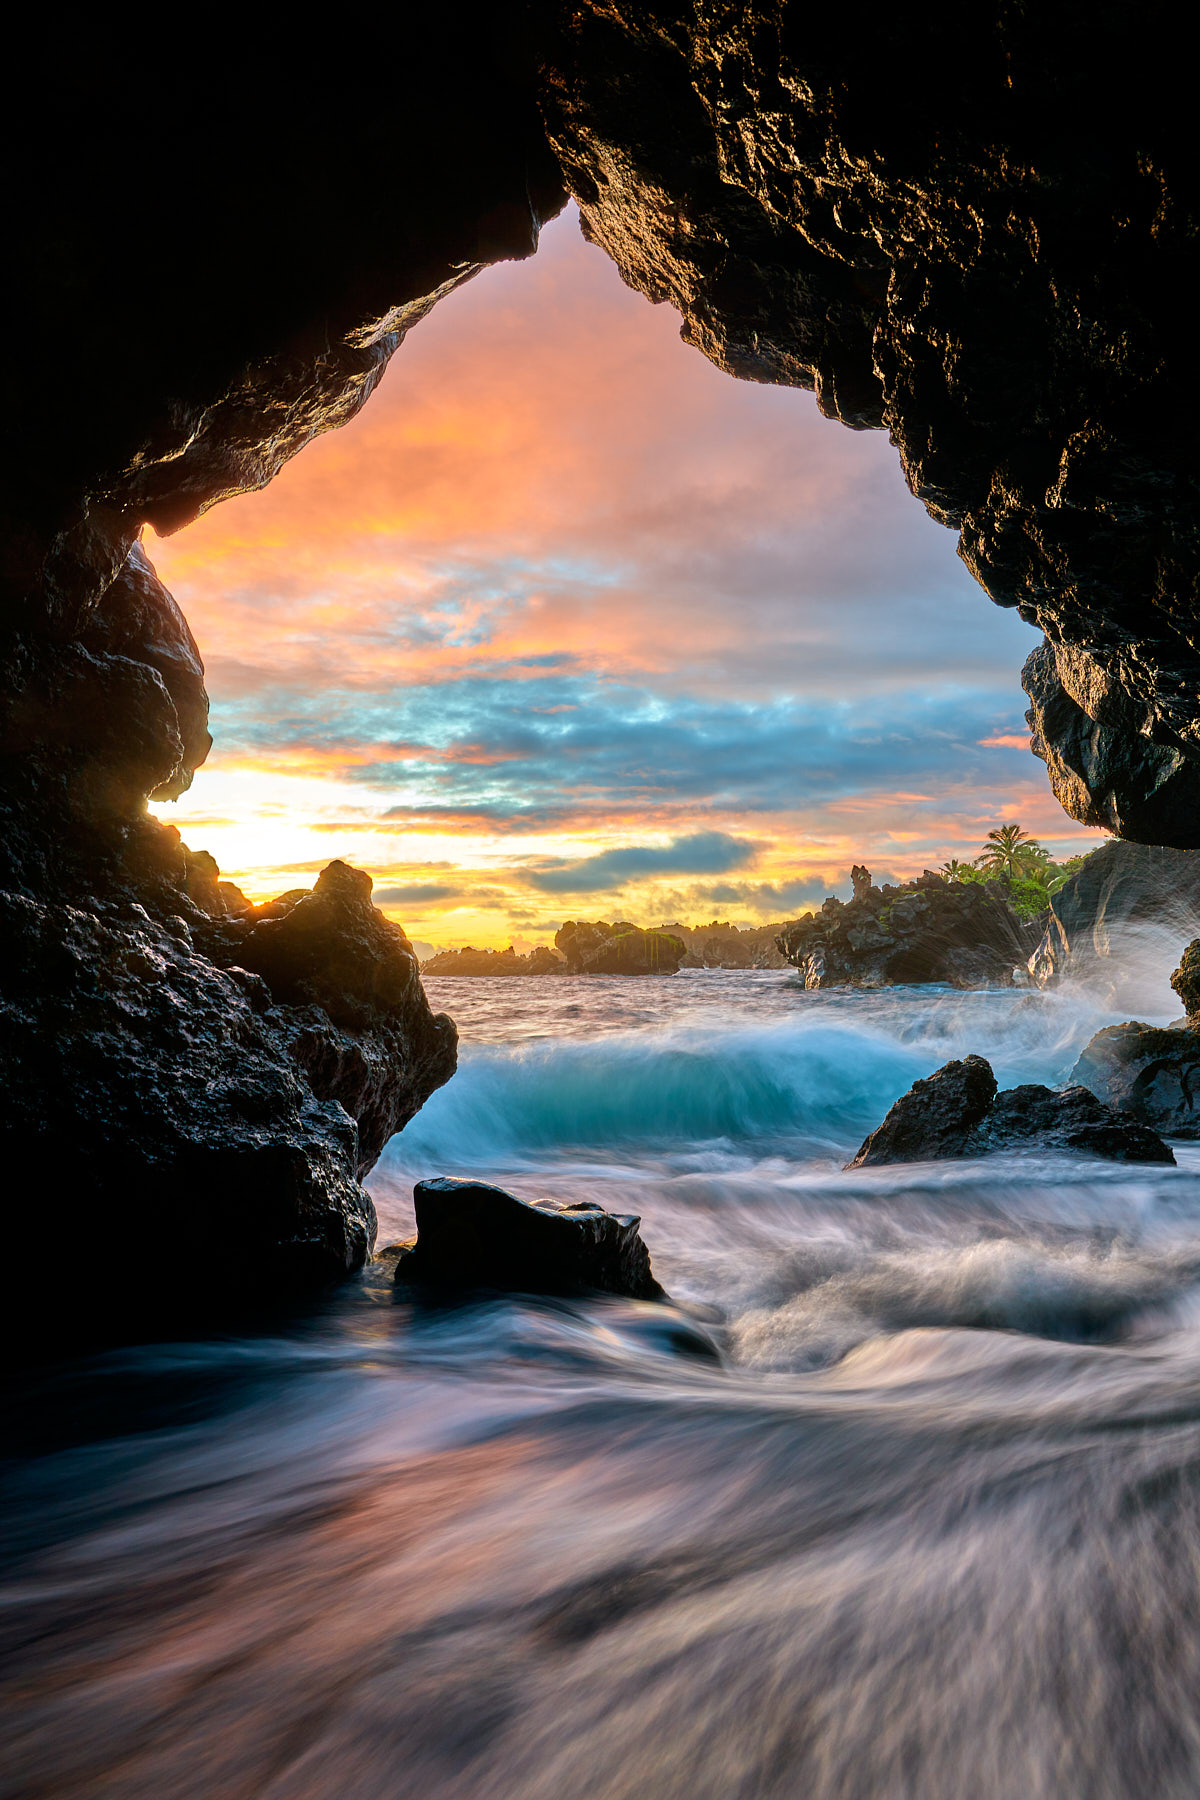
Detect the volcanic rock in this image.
<box><xmin>392</xmin><ymin>1177</ymin><xmax>664</xmax><ymax>1299</ymax></box>
<box><xmin>421</xmin><ymin>943</ymin><xmax>566</xmax><ymax>976</ymax></box>
<box><xmin>848</xmin><ymin>1057</ymin><xmax>999</xmax><ymax>1166</ymax></box>
<box><xmin>1028</xmin><ymin>841</ymin><xmax>1200</xmax><ymax>987</ymax></box>
<box><xmin>0</xmin><ymin>852</ymin><xmax>457</xmax><ymax>1353</ymax></box>
<box><xmin>555</xmin><ymin>920</ymin><xmax>687</xmax><ymax>975</ymax></box>
<box><xmin>8</xmin><ymin>10</ymin><xmax>1200</xmax><ymax>1352</ymax></box>
<box><xmin>1070</xmin><ymin>936</ymin><xmax>1200</xmax><ymax>1139</ymax></box>
<box><xmin>777</xmin><ymin>871</ymin><xmax>1035</xmax><ymax>989</ymax></box>
<box><xmin>662</xmin><ymin>919</ymin><xmax>794</xmax><ymax>970</ymax></box>
<box><xmin>849</xmin><ymin>1056</ymin><xmax>1174</xmax><ymax>1168</ymax></box>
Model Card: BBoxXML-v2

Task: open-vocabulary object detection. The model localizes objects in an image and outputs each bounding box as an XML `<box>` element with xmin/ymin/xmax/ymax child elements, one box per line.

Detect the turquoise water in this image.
<box><xmin>8</xmin><ymin>966</ymin><xmax>1200</xmax><ymax>1798</ymax></box>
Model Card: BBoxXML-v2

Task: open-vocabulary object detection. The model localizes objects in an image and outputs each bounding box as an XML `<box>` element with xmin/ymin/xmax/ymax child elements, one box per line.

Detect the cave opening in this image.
<box><xmin>13</xmin><ymin>19</ymin><xmax>1200</xmax><ymax>1796</ymax></box>
<box><xmin>147</xmin><ymin>204</ymin><xmax>1078</xmax><ymax>957</ymax></box>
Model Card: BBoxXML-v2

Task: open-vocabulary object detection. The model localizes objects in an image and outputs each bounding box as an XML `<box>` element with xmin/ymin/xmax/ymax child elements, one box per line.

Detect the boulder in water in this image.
<box><xmin>849</xmin><ymin>1056</ymin><xmax>1174</xmax><ymax>1167</ymax></box>
<box><xmin>1071</xmin><ymin>936</ymin><xmax>1200</xmax><ymax>1139</ymax></box>
<box><xmin>847</xmin><ymin>1056</ymin><xmax>998</xmax><ymax>1165</ymax></box>
<box><xmin>392</xmin><ymin>1177</ymin><xmax>665</xmax><ymax>1299</ymax></box>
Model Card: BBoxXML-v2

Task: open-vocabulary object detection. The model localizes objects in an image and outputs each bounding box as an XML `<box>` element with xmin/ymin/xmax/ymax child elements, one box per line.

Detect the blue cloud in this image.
<box><xmin>524</xmin><ymin>830</ymin><xmax>758</xmax><ymax>893</ymax></box>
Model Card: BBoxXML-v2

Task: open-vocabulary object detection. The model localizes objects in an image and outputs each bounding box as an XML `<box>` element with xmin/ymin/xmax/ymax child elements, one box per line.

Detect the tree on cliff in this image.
<box><xmin>976</xmin><ymin>824</ymin><xmax>1043</xmax><ymax>881</ymax></box>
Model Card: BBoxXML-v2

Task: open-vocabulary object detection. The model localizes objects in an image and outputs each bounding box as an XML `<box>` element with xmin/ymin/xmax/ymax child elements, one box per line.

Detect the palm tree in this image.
<box><xmin>940</xmin><ymin>858</ymin><xmax>971</xmax><ymax>881</ymax></box>
<box><xmin>975</xmin><ymin>824</ymin><xmax>1043</xmax><ymax>880</ymax></box>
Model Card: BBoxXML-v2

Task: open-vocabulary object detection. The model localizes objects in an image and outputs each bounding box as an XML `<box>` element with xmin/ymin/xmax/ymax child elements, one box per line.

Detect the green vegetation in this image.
<box><xmin>940</xmin><ymin>831</ymin><xmax>1102</xmax><ymax>918</ymax></box>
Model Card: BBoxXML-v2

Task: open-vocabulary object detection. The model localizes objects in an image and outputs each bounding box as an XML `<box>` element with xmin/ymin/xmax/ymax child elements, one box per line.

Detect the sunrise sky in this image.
<box><xmin>149</xmin><ymin>206</ymin><xmax>1099</xmax><ymax>950</ymax></box>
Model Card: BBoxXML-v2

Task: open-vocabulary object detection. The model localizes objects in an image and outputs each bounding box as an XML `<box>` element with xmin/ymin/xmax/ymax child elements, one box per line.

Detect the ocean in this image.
<box><xmin>7</xmin><ymin>959</ymin><xmax>1200</xmax><ymax>1797</ymax></box>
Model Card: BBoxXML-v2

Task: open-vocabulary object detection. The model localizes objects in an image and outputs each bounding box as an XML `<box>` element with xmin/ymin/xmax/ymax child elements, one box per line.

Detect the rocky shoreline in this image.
<box><xmin>0</xmin><ymin>841</ymin><xmax>456</xmax><ymax>1354</ymax></box>
<box><xmin>776</xmin><ymin>865</ymin><xmax>1038</xmax><ymax>990</ymax></box>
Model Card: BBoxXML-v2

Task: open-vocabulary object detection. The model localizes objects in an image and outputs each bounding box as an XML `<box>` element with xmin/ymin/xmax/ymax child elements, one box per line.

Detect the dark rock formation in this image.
<box><xmin>0</xmin><ymin>854</ymin><xmax>456</xmax><ymax>1353</ymax></box>
<box><xmin>777</xmin><ymin>871</ymin><xmax>1036</xmax><ymax>989</ymax></box>
<box><xmin>973</xmin><ymin>1085</ymin><xmax>1174</xmax><ymax>1164</ymax></box>
<box><xmin>1072</xmin><ymin>1023</ymin><xmax>1200</xmax><ymax>1142</ymax></box>
<box><xmin>421</xmin><ymin>943</ymin><xmax>566</xmax><ymax>976</ymax></box>
<box><xmin>555</xmin><ymin>920</ymin><xmax>687</xmax><ymax>975</ymax></box>
<box><xmin>849</xmin><ymin>1056</ymin><xmax>1174</xmax><ymax>1168</ymax></box>
<box><xmin>534</xmin><ymin>2</ymin><xmax>1200</xmax><ymax>842</ymax></box>
<box><xmin>392</xmin><ymin>1177</ymin><xmax>664</xmax><ymax>1299</ymax></box>
<box><xmin>1028</xmin><ymin>842</ymin><xmax>1200</xmax><ymax>986</ymax></box>
<box><xmin>1071</xmin><ymin>936</ymin><xmax>1200</xmax><ymax>1139</ymax></box>
<box><xmin>848</xmin><ymin>1056</ymin><xmax>999</xmax><ymax>1166</ymax></box>
<box><xmin>662</xmin><ymin>919</ymin><xmax>794</xmax><ymax>970</ymax></box>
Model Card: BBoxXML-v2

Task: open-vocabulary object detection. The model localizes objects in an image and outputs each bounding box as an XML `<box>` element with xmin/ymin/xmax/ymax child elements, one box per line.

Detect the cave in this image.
<box><xmin>4</xmin><ymin>4</ymin><xmax>1198</xmax><ymax>1349</ymax></box>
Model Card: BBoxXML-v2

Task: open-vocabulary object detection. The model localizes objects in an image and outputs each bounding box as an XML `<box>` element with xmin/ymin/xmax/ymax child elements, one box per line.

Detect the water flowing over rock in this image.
<box><xmin>849</xmin><ymin>1055</ymin><xmax>1174</xmax><ymax>1168</ymax></box>
<box><xmin>1072</xmin><ymin>936</ymin><xmax>1200</xmax><ymax>1139</ymax></box>
<box><xmin>1028</xmin><ymin>841</ymin><xmax>1200</xmax><ymax>987</ymax></box>
<box><xmin>777</xmin><ymin>871</ymin><xmax>1036</xmax><ymax>989</ymax></box>
<box><xmin>391</xmin><ymin>1176</ymin><xmax>664</xmax><ymax>1299</ymax></box>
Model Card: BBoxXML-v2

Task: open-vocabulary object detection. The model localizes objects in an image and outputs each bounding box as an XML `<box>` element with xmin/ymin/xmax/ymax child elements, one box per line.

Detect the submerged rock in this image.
<box><xmin>777</xmin><ymin>870</ymin><xmax>1036</xmax><ymax>990</ymax></box>
<box><xmin>393</xmin><ymin>1177</ymin><xmax>664</xmax><ymax>1299</ymax></box>
<box><xmin>849</xmin><ymin>1056</ymin><xmax>1174</xmax><ymax>1167</ymax></box>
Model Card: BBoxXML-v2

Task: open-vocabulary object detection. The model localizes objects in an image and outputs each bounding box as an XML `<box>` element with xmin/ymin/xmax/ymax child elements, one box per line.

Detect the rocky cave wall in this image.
<box><xmin>3</xmin><ymin>4</ymin><xmax>1199</xmax><ymax>1342</ymax></box>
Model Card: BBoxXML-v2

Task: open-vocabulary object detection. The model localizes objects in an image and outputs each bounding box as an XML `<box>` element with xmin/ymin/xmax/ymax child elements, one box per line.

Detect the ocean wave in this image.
<box><xmin>381</xmin><ymin>980</ymin><xmax>1147</xmax><ymax>1178</ymax></box>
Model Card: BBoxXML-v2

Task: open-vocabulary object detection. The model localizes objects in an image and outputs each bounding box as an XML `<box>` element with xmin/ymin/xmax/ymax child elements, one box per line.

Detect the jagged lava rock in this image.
<box><xmin>974</xmin><ymin>1084</ymin><xmax>1174</xmax><ymax>1163</ymax></box>
<box><xmin>849</xmin><ymin>1056</ymin><xmax>1173</xmax><ymax>1167</ymax></box>
<box><xmin>0</xmin><ymin>853</ymin><xmax>456</xmax><ymax>1352</ymax></box>
<box><xmin>392</xmin><ymin>1177</ymin><xmax>664</xmax><ymax>1299</ymax></box>
<box><xmin>1028</xmin><ymin>842</ymin><xmax>1200</xmax><ymax>986</ymax></box>
<box><xmin>848</xmin><ymin>1056</ymin><xmax>998</xmax><ymax>1166</ymax></box>
<box><xmin>777</xmin><ymin>871</ymin><xmax>1035</xmax><ymax>989</ymax></box>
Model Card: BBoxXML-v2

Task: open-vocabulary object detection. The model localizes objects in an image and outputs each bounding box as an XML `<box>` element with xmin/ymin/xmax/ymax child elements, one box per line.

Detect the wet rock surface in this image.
<box><xmin>0</xmin><ymin>851</ymin><xmax>456</xmax><ymax>1353</ymax></box>
<box><xmin>391</xmin><ymin>1177</ymin><xmax>664</xmax><ymax>1300</ymax></box>
<box><xmin>848</xmin><ymin>1057</ymin><xmax>999</xmax><ymax>1166</ymax></box>
<box><xmin>5</xmin><ymin>11</ymin><xmax>1200</xmax><ymax>1348</ymax></box>
<box><xmin>1072</xmin><ymin>936</ymin><xmax>1200</xmax><ymax>1140</ymax></box>
<box><xmin>850</xmin><ymin>1054</ymin><xmax>1174</xmax><ymax>1168</ymax></box>
<box><xmin>777</xmin><ymin>871</ymin><xmax>1035</xmax><ymax>989</ymax></box>
<box><xmin>1028</xmin><ymin>841</ymin><xmax>1200</xmax><ymax>986</ymax></box>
